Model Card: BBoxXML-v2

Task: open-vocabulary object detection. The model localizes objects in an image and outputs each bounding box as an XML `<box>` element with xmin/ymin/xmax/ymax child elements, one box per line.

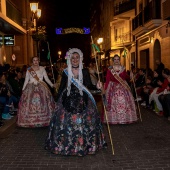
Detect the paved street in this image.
<box><xmin>0</xmin><ymin>103</ymin><xmax>170</xmax><ymax>170</ymax></box>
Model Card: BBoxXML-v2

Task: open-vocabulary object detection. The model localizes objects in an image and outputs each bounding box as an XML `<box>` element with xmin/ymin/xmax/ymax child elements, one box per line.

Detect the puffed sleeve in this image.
<box><xmin>42</xmin><ymin>67</ymin><xmax>54</xmax><ymax>88</ymax></box>
<box><xmin>22</xmin><ymin>70</ymin><xmax>30</xmax><ymax>90</ymax></box>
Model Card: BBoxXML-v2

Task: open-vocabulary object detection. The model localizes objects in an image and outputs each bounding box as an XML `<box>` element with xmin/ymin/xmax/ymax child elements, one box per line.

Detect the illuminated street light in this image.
<box><xmin>30</xmin><ymin>3</ymin><xmax>38</xmax><ymax>13</ymax></box>
<box><xmin>97</xmin><ymin>38</ymin><xmax>103</xmax><ymax>44</ymax></box>
<box><xmin>30</xmin><ymin>2</ymin><xmax>42</xmax><ymax>58</ymax></box>
<box><xmin>58</xmin><ymin>51</ymin><xmax>62</xmax><ymax>58</ymax></box>
<box><xmin>58</xmin><ymin>51</ymin><xmax>62</xmax><ymax>67</ymax></box>
<box><xmin>30</xmin><ymin>3</ymin><xmax>41</xmax><ymax>30</ymax></box>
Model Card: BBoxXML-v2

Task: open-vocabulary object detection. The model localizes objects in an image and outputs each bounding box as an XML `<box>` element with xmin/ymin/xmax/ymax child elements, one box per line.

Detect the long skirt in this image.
<box><xmin>103</xmin><ymin>81</ymin><xmax>137</xmax><ymax>124</ymax></box>
<box><xmin>17</xmin><ymin>83</ymin><xmax>56</xmax><ymax>128</ymax></box>
<box><xmin>45</xmin><ymin>89</ymin><xmax>107</xmax><ymax>156</ymax></box>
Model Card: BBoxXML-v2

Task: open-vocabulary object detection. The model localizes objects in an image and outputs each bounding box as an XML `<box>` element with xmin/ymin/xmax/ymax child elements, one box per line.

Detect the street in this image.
<box><xmin>0</xmin><ymin>103</ymin><xmax>170</xmax><ymax>170</ymax></box>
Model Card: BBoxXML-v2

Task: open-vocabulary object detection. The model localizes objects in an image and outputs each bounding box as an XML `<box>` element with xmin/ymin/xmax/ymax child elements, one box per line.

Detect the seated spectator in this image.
<box><xmin>8</xmin><ymin>70</ymin><xmax>24</xmax><ymax>101</ymax></box>
<box><xmin>147</xmin><ymin>69</ymin><xmax>163</xmax><ymax>110</ymax></box>
<box><xmin>151</xmin><ymin>70</ymin><xmax>163</xmax><ymax>88</ymax></box>
<box><xmin>135</xmin><ymin>68</ymin><xmax>146</xmax><ymax>100</ymax></box>
<box><xmin>146</xmin><ymin>68</ymin><xmax>154</xmax><ymax>78</ymax></box>
<box><xmin>149</xmin><ymin>68</ymin><xmax>170</xmax><ymax>116</ymax></box>
<box><xmin>0</xmin><ymin>73</ymin><xmax>18</xmax><ymax>120</ymax></box>
<box><xmin>140</xmin><ymin>76</ymin><xmax>154</xmax><ymax>108</ymax></box>
<box><xmin>158</xmin><ymin>76</ymin><xmax>170</xmax><ymax>120</ymax></box>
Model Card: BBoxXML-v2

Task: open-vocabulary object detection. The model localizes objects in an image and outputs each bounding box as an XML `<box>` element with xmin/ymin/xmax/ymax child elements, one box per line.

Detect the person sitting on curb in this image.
<box><xmin>0</xmin><ymin>73</ymin><xmax>18</xmax><ymax>120</ymax></box>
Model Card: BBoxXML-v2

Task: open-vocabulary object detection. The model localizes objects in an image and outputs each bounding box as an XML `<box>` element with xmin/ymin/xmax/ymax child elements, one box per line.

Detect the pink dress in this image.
<box><xmin>103</xmin><ymin>66</ymin><xmax>137</xmax><ymax>124</ymax></box>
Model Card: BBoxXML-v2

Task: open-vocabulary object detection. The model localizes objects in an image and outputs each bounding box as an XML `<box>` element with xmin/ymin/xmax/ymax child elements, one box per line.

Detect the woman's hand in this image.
<box><xmin>53</xmin><ymin>83</ymin><xmax>57</xmax><ymax>88</ymax></box>
<box><xmin>96</xmin><ymin>81</ymin><xmax>103</xmax><ymax>90</ymax></box>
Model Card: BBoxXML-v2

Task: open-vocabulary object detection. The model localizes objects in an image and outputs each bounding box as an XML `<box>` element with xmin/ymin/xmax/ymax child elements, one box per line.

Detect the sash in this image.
<box><xmin>110</xmin><ymin>68</ymin><xmax>131</xmax><ymax>92</ymax></box>
<box><xmin>64</xmin><ymin>69</ymin><xmax>97</xmax><ymax>108</ymax></box>
<box><xmin>27</xmin><ymin>67</ymin><xmax>52</xmax><ymax>94</ymax></box>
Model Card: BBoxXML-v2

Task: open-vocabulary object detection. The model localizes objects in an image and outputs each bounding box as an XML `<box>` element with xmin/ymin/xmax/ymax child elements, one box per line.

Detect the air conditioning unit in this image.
<box><xmin>163</xmin><ymin>0</ymin><xmax>170</xmax><ymax>20</ymax></box>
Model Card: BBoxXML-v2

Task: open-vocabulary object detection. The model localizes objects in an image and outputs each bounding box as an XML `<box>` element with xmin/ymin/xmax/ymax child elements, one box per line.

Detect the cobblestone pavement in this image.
<box><xmin>0</xmin><ymin>104</ymin><xmax>170</xmax><ymax>170</ymax></box>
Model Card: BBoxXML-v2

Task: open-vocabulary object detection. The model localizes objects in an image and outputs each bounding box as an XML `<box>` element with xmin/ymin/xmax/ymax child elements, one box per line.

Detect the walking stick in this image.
<box><xmin>47</xmin><ymin>42</ymin><xmax>56</xmax><ymax>84</ymax></box>
<box><xmin>91</xmin><ymin>36</ymin><xmax>115</xmax><ymax>155</ymax></box>
<box><xmin>131</xmin><ymin>70</ymin><xmax>142</xmax><ymax>122</ymax></box>
<box><xmin>123</xmin><ymin>45</ymin><xmax>142</xmax><ymax>122</ymax></box>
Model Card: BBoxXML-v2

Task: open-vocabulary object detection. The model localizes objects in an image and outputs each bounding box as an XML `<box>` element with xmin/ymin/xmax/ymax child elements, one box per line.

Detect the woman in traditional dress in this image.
<box><xmin>100</xmin><ymin>54</ymin><xmax>137</xmax><ymax>124</ymax></box>
<box><xmin>88</xmin><ymin>62</ymin><xmax>98</xmax><ymax>87</ymax></box>
<box><xmin>17</xmin><ymin>56</ymin><xmax>56</xmax><ymax>128</ymax></box>
<box><xmin>45</xmin><ymin>48</ymin><xmax>107</xmax><ymax>156</ymax></box>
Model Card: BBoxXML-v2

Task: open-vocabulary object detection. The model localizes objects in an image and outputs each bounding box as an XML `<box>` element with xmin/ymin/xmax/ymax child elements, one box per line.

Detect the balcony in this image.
<box><xmin>143</xmin><ymin>0</ymin><xmax>162</xmax><ymax>29</ymax></box>
<box><xmin>163</xmin><ymin>0</ymin><xmax>170</xmax><ymax>20</ymax></box>
<box><xmin>114</xmin><ymin>32</ymin><xmax>132</xmax><ymax>45</ymax></box>
<box><xmin>112</xmin><ymin>31</ymin><xmax>134</xmax><ymax>50</ymax></box>
<box><xmin>6</xmin><ymin>0</ymin><xmax>22</xmax><ymax>26</ymax></box>
<box><xmin>0</xmin><ymin>0</ymin><xmax>26</xmax><ymax>34</ymax></box>
<box><xmin>132</xmin><ymin>11</ymin><xmax>148</xmax><ymax>37</ymax></box>
<box><xmin>114</xmin><ymin>0</ymin><xmax>135</xmax><ymax>16</ymax></box>
<box><xmin>132</xmin><ymin>0</ymin><xmax>161</xmax><ymax>36</ymax></box>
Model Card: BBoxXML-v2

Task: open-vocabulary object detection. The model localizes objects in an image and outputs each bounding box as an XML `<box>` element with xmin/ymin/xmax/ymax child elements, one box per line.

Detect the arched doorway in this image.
<box><xmin>153</xmin><ymin>39</ymin><xmax>161</xmax><ymax>69</ymax></box>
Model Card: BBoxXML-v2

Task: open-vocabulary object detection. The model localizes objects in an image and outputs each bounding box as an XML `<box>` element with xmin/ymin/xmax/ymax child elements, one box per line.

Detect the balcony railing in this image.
<box><xmin>6</xmin><ymin>0</ymin><xmax>22</xmax><ymax>26</ymax></box>
<box><xmin>132</xmin><ymin>0</ymin><xmax>161</xmax><ymax>31</ymax></box>
<box><xmin>114</xmin><ymin>0</ymin><xmax>135</xmax><ymax>16</ymax></box>
<box><xmin>163</xmin><ymin>0</ymin><xmax>170</xmax><ymax>20</ymax></box>
<box><xmin>132</xmin><ymin>11</ymin><xmax>143</xmax><ymax>30</ymax></box>
<box><xmin>144</xmin><ymin>0</ymin><xmax>161</xmax><ymax>23</ymax></box>
<box><xmin>114</xmin><ymin>31</ymin><xmax>132</xmax><ymax>44</ymax></box>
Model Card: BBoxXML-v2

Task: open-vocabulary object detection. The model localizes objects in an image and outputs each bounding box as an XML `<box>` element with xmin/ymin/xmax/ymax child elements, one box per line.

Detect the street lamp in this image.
<box><xmin>58</xmin><ymin>51</ymin><xmax>62</xmax><ymax>58</ymax></box>
<box><xmin>30</xmin><ymin>3</ymin><xmax>41</xmax><ymax>30</ymax></box>
<box><xmin>30</xmin><ymin>2</ymin><xmax>41</xmax><ymax>58</ymax></box>
<box><xmin>97</xmin><ymin>38</ymin><xmax>103</xmax><ymax>45</ymax></box>
<box><xmin>58</xmin><ymin>51</ymin><xmax>62</xmax><ymax>67</ymax></box>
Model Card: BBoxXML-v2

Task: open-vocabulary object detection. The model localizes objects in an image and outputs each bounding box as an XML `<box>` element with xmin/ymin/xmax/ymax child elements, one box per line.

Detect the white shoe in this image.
<box><xmin>135</xmin><ymin>98</ymin><xmax>142</xmax><ymax>102</ymax></box>
<box><xmin>141</xmin><ymin>102</ymin><xmax>146</xmax><ymax>106</ymax></box>
<box><xmin>6</xmin><ymin>104</ymin><xmax>12</xmax><ymax>107</ymax></box>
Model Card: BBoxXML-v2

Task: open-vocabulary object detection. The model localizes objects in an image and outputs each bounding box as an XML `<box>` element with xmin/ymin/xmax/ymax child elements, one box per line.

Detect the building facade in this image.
<box><xmin>0</xmin><ymin>0</ymin><xmax>35</xmax><ymax>67</ymax></box>
<box><xmin>132</xmin><ymin>0</ymin><xmax>170</xmax><ymax>70</ymax></box>
<box><xmin>90</xmin><ymin>0</ymin><xmax>170</xmax><ymax>71</ymax></box>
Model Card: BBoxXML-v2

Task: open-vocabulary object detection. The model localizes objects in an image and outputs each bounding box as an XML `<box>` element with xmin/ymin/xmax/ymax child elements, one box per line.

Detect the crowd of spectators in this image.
<box><xmin>129</xmin><ymin>60</ymin><xmax>170</xmax><ymax>121</ymax></box>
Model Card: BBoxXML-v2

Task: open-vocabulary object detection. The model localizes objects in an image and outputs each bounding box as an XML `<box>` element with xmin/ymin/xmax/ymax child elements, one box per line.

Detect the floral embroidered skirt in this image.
<box><xmin>17</xmin><ymin>83</ymin><xmax>56</xmax><ymax>128</ymax></box>
<box><xmin>103</xmin><ymin>82</ymin><xmax>137</xmax><ymax>124</ymax></box>
<box><xmin>45</xmin><ymin>89</ymin><xmax>107</xmax><ymax>156</ymax></box>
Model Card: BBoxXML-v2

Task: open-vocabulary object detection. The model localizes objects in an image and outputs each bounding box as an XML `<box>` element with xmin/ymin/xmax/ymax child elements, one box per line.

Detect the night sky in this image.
<box><xmin>36</xmin><ymin>0</ymin><xmax>91</xmax><ymax>66</ymax></box>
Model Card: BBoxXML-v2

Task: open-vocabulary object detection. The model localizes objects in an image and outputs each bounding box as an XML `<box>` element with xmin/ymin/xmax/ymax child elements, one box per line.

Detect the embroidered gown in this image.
<box><xmin>45</xmin><ymin>68</ymin><xmax>106</xmax><ymax>156</ymax></box>
<box><xmin>103</xmin><ymin>66</ymin><xmax>137</xmax><ymax>124</ymax></box>
<box><xmin>17</xmin><ymin>66</ymin><xmax>56</xmax><ymax>127</ymax></box>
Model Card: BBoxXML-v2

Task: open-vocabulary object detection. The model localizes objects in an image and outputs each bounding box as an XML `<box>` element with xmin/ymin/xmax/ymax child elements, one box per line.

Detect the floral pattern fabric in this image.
<box><xmin>17</xmin><ymin>83</ymin><xmax>56</xmax><ymax>127</ymax></box>
<box><xmin>103</xmin><ymin>68</ymin><xmax>137</xmax><ymax>124</ymax></box>
<box><xmin>45</xmin><ymin>70</ymin><xmax>107</xmax><ymax>156</ymax></box>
